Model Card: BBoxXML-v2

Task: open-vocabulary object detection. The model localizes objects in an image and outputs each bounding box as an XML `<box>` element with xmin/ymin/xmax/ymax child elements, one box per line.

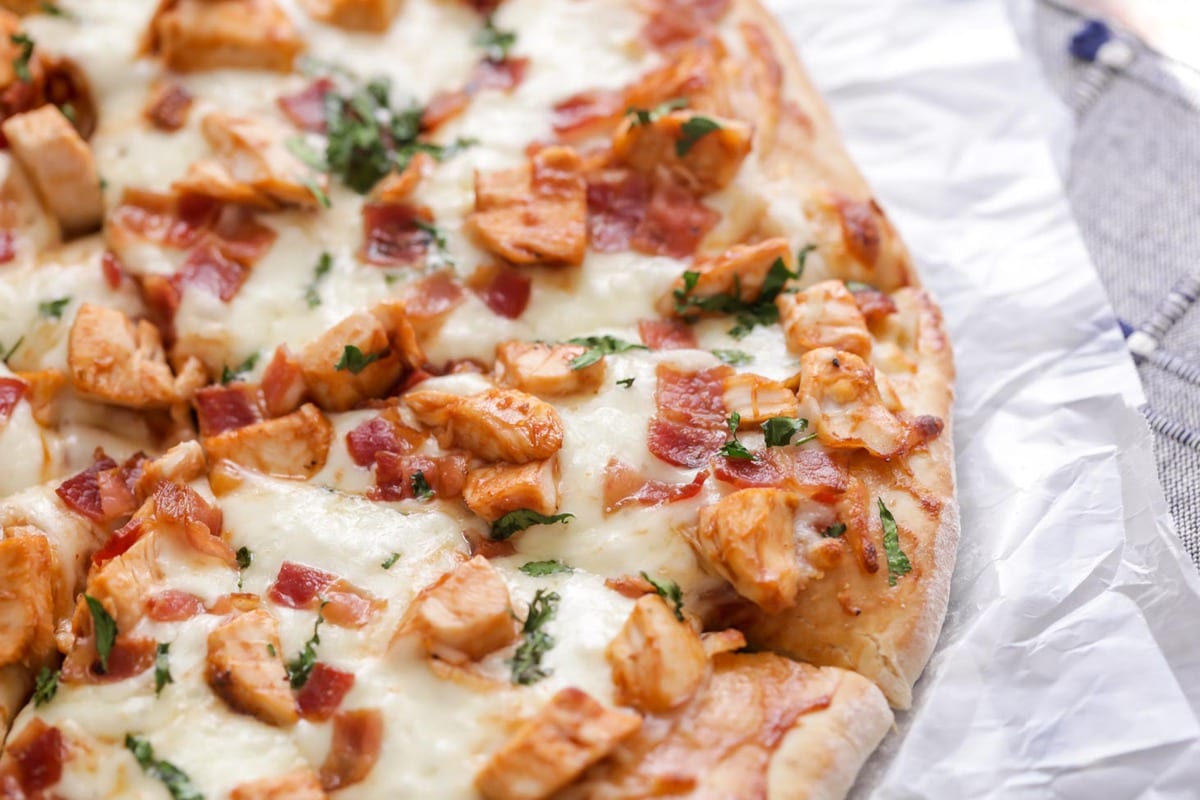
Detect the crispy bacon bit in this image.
<box><xmin>603</xmin><ymin>459</ymin><xmax>707</xmax><ymax>513</ymax></box>
<box><xmin>149</xmin><ymin>481</ymin><xmax>233</xmax><ymax>566</ymax></box>
<box><xmin>0</xmin><ymin>720</ymin><xmax>64</xmax><ymax>795</ymax></box>
<box><xmin>101</xmin><ymin>251</ymin><xmax>125</xmax><ymax>289</ymax></box>
<box><xmin>0</xmin><ymin>376</ymin><xmax>26</xmax><ymax>425</ymax></box>
<box><xmin>712</xmin><ymin>446</ymin><xmax>847</xmax><ymax>500</ymax></box>
<box><xmin>372</xmin><ymin>451</ymin><xmax>468</xmax><ymax>502</ymax></box>
<box><xmin>145</xmin><ymin>81</ymin><xmax>194</xmax><ymax>131</ymax></box>
<box><xmin>277</xmin><ymin>78</ymin><xmax>333</xmax><ymax>133</ymax></box>
<box><xmin>92</xmin><ymin>518</ymin><xmax>144</xmax><ymax>566</ymax></box>
<box><xmin>638</xmin><ymin>319</ymin><xmax>697</xmax><ymax>351</ymax></box>
<box><xmin>0</xmin><ymin>230</ymin><xmax>16</xmax><ymax>264</ymax></box>
<box><xmin>320</xmin><ymin>709</ymin><xmax>384</xmax><ymax>791</ymax></box>
<box><xmin>345</xmin><ymin>415</ymin><xmax>419</xmax><ymax>467</ymax></box>
<box><xmin>422</xmin><ymin>58</ymin><xmax>528</xmax><ymax>131</ymax></box>
<box><xmin>97</xmin><ymin>469</ymin><xmax>138</xmax><ymax>521</ymax></box>
<box><xmin>61</xmin><ymin>634</ymin><xmax>157</xmax><ymax>683</ymax></box>
<box><xmin>172</xmin><ymin>241</ymin><xmax>250</xmax><ymax>302</ymax></box>
<box><xmin>631</xmin><ymin>177</ymin><xmax>719</xmax><ymax>259</ymax></box>
<box><xmin>268</xmin><ymin>561</ymin><xmax>383</xmax><ymax>629</ymax></box>
<box><xmin>401</xmin><ymin>271</ymin><xmax>465</xmax><ymax>333</ymax></box>
<box><xmin>55</xmin><ymin>453</ymin><xmax>119</xmax><ymax>522</ymax></box>
<box><xmin>421</xmin><ymin>88</ymin><xmax>470</xmax><ymax>131</ymax></box>
<box><xmin>297</xmin><ymin>663</ymin><xmax>356</xmax><ymax>722</ymax></box>
<box><xmin>471</xmin><ymin>264</ymin><xmax>532</xmax><ymax>319</ymax></box>
<box><xmin>210</xmin><ymin>206</ymin><xmax>278</xmax><ymax>264</ymax></box>
<box><xmin>586</xmin><ymin>169</ymin><xmax>650</xmax><ymax>253</ymax></box>
<box><xmin>711</xmin><ymin>450</ymin><xmax>781</xmax><ymax>488</ymax></box>
<box><xmin>552</xmin><ymin>89</ymin><xmax>624</xmax><ymax>139</ymax></box>
<box><xmin>195</xmin><ymin>384</ymin><xmax>264</xmax><ymax>437</ymax></box>
<box><xmin>642</xmin><ymin>0</ymin><xmax>731</xmax><ymax>49</ymax></box>
<box><xmin>647</xmin><ymin>419</ymin><xmax>726</xmax><ymax>470</ymax></box>
<box><xmin>361</xmin><ymin>202</ymin><xmax>434</xmax><ymax>267</ymax></box>
<box><xmin>145</xmin><ymin>589</ymin><xmax>207</xmax><ymax>622</ymax></box>
<box><xmin>647</xmin><ymin>364</ymin><xmax>731</xmax><ymax>468</ymax></box>
<box><xmin>110</xmin><ymin>190</ymin><xmax>221</xmax><ymax>249</ymax></box>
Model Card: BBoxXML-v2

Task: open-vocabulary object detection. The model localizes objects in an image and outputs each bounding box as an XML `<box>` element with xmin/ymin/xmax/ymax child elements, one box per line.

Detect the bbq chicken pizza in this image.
<box><xmin>0</xmin><ymin>0</ymin><xmax>957</xmax><ymax>798</ymax></box>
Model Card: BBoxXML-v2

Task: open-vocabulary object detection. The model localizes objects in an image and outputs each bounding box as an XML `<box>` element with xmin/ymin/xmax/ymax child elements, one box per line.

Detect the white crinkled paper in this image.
<box><xmin>762</xmin><ymin>0</ymin><xmax>1200</xmax><ymax>796</ymax></box>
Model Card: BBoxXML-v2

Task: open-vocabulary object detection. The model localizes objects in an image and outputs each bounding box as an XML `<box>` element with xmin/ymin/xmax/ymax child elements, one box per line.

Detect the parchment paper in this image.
<box><xmin>762</xmin><ymin>1</ymin><xmax>1200</xmax><ymax>796</ymax></box>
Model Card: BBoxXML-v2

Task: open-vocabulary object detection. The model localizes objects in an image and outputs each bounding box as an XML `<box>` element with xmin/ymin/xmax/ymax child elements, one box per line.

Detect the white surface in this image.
<box><xmin>764</xmin><ymin>0</ymin><xmax>1200</xmax><ymax>796</ymax></box>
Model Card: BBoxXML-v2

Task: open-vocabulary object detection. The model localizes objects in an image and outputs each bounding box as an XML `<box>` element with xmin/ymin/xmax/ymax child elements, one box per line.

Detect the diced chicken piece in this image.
<box><xmin>298</xmin><ymin>310</ymin><xmax>406</xmax><ymax>412</ymax></box>
<box><xmin>606</xmin><ymin>595</ymin><xmax>708</xmax><ymax>714</ymax></box>
<box><xmin>467</xmin><ymin>146</ymin><xmax>587</xmax><ymax>267</ymax></box>
<box><xmin>658</xmin><ymin>238</ymin><xmax>792</xmax><ymax>317</ymax></box>
<box><xmin>722</xmin><ymin>373</ymin><xmax>799</xmax><ymax>428</ymax></box>
<box><xmin>1</xmin><ymin>106</ymin><xmax>102</xmax><ymax>236</ymax></box>
<box><xmin>145</xmin><ymin>0</ymin><xmax>304</xmax><ymax>73</ymax></box>
<box><xmin>13</xmin><ymin>369</ymin><xmax>65</xmax><ymax>426</ymax></box>
<box><xmin>320</xmin><ymin>709</ymin><xmax>383</xmax><ymax>791</ymax></box>
<box><xmin>68</xmin><ymin>304</ymin><xmax>207</xmax><ymax>409</ymax></box>
<box><xmin>83</xmin><ymin>534</ymin><xmax>162</xmax><ymax>633</ymax></box>
<box><xmin>203</xmin><ymin>403</ymin><xmax>332</xmax><ymax>479</ymax></box>
<box><xmin>777</xmin><ymin>280</ymin><xmax>872</xmax><ymax>358</ymax></box>
<box><xmin>369</xmin><ymin>299</ymin><xmax>426</xmax><ymax>370</ymax></box>
<box><xmin>464</xmin><ymin>459</ymin><xmax>559</xmax><ymax>522</ymax></box>
<box><xmin>612</xmin><ymin>110</ymin><xmax>751</xmax><ymax>194</ymax></box>
<box><xmin>206</xmin><ymin>609</ymin><xmax>297</xmax><ymax>727</ymax></box>
<box><xmin>181</xmin><ymin>112</ymin><xmax>329</xmax><ymax>208</ymax></box>
<box><xmin>494</xmin><ymin>341</ymin><xmax>605</xmax><ymax>397</ymax></box>
<box><xmin>0</xmin><ymin>533</ymin><xmax>55</xmax><ymax>668</ymax></box>
<box><xmin>302</xmin><ymin>0</ymin><xmax>399</xmax><ymax>31</ymax></box>
<box><xmin>261</xmin><ymin>346</ymin><xmax>308</xmax><ymax>417</ymax></box>
<box><xmin>173</xmin><ymin>158</ymin><xmax>275</xmax><ymax>209</ymax></box>
<box><xmin>408</xmin><ymin>555</ymin><xmax>517</xmax><ymax>663</ymax></box>
<box><xmin>0</xmin><ymin>149</ymin><xmax>61</xmax><ymax>252</ymax></box>
<box><xmin>623</xmin><ymin>43</ymin><xmax>730</xmax><ymax>119</ymax></box>
<box><xmin>798</xmin><ymin>348</ymin><xmax>941</xmax><ymax>459</ymax></box>
<box><xmin>405</xmin><ymin>387</ymin><xmax>564</xmax><ymax>464</ymax></box>
<box><xmin>693</xmin><ymin>488</ymin><xmax>802</xmax><ymax>614</ymax></box>
<box><xmin>136</xmin><ymin>440</ymin><xmax>208</xmax><ymax>496</ymax></box>
<box><xmin>700</xmin><ymin>628</ymin><xmax>746</xmax><ymax>658</ymax></box>
<box><xmin>475</xmin><ymin>688</ymin><xmax>642</xmax><ymax>800</ymax></box>
<box><xmin>232</xmin><ymin>770</ymin><xmax>328</xmax><ymax>800</ymax></box>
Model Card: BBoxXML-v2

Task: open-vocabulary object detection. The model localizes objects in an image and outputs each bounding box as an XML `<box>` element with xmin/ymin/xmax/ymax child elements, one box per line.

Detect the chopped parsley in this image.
<box><xmin>627</xmin><ymin>97</ymin><xmax>687</xmax><ymax>126</ymax></box>
<box><xmin>266</xmin><ymin>643</ymin><xmax>277</xmax><ymax>657</ymax></box>
<box><xmin>334</xmin><ymin>344</ymin><xmax>385</xmax><ymax>374</ymax></box>
<box><xmin>381</xmin><ymin>552</ymin><xmax>400</xmax><ymax>570</ymax></box>
<box><xmin>300</xmin><ymin>174</ymin><xmax>331</xmax><ymax>208</ymax></box>
<box><xmin>235</xmin><ymin>546</ymin><xmax>252</xmax><ymax>589</ymax></box>
<box><xmin>823</xmin><ymin>523</ymin><xmax>847</xmax><ymax>539</ymax></box>
<box><xmin>286</xmin><ymin>601</ymin><xmax>327</xmax><ymax>689</ymax></box>
<box><xmin>565</xmin><ymin>335</ymin><xmax>648</xmax><ymax>370</ymax></box>
<box><xmin>713</xmin><ymin>349</ymin><xmax>752</xmax><ymax>366</ymax></box>
<box><xmin>879</xmin><ymin>499</ymin><xmax>912</xmax><ymax>587</ymax></box>
<box><xmin>675</xmin><ymin>115</ymin><xmax>721</xmax><ymax>156</ymax></box>
<box><xmin>795</xmin><ymin>244</ymin><xmax>816</xmax><ymax>280</ymax></box>
<box><xmin>491</xmin><ymin>509</ymin><xmax>574</xmax><ymax>541</ymax></box>
<box><xmin>616</xmin><ymin>377</ymin><xmax>635</xmax><ymax>388</ymax></box>
<box><xmin>672</xmin><ymin>257</ymin><xmax>800</xmax><ymax>339</ymax></box>
<box><xmin>322</xmin><ymin>76</ymin><xmax>424</xmax><ymax>193</ymax></box>
<box><xmin>845</xmin><ymin>280</ymin><xmax>875</xmax><ymax>292</ymax></box>
<box><xmin>84</xmin><ymin>594</ymin><xmax>116</xmax><ymax>674</ymax></box>
<box><xmin>519</xmin><ymin>560</ymin><xmax>572</xmax><ymax>577</ymax></box>
<box><xmin>304</xmin><ymin>251</ymin><xmax>333</xmax><ymax>308</ymax></box>
<box><xmin>220</xmin><ymin>353</ymin><xmax>259</xmax><ymax>384</ymax></box>
<box><xmin>718</xmin><ymin>412</ymin><xmax>755</xmax><ymax>461</ymax></box>
<box><xmin>154</xmin><ymin>642</ymin><xmax>173</xmax><ymax>696</ymax></box>
<box><xmin>125</xmin><ymin>735</ymin><xmax>203</xmax><ymax>800</ymax></box>
<box><xmin>475</xmin><ymin>16</ymin><xmax>516</xmax><ymax>61</ymax></box>
<box><xmin>2</xmin><ymin>336</ymin><xmax>23</xmax><ymax>363</ymax></box>
<box><xmin>37</xmin><ymin>296</ymin><xmax>70</xmax><ymax>320</ymax></box>
<box><xmin>761</xmin><ymin>416</ymin><xmax>815</xmax><ymax>447</ymax></box>
<box><xmin>58</xmin><ymin>102</ymin><xmax>75</xmax><ymax>123</ymax></box>
<box><xmin>509</xmin><ymin>589</ymin><xmax>559</xmax><ymax>685</ymax></box>
<box><xmin>641</xmin><ymin>571</ymin><xmax>685</xmax><ymax>621</ymax></box>
<box><xmin>39</xmin><ymin>2</ymin><xmax>76</xmax><ymax>19</ymax></box>
<box><xmin>33</xmin><ymin>667</ymin><xmax>57</xmax><ymax>706</ymax></box>
<box><xmin>410</xmin><ymin>470</ymin><xmax>434</xmax><ymax>500</ymax></box>
<box><xmin>10</xmin><ymin>34</ymin><xmax>33</xmax><ymax>84</ymax></box>
<box><xmin>286</xmin><ymin>136</ymin><xmax>328</xmax><ymax>171</ymax></box>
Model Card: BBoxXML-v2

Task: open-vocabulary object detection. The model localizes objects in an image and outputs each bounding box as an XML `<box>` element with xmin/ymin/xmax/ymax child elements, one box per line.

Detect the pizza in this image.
<box><xmin>0</xmin><ymin>0</ymin><xmax>957</xmax><ymax>798</ymax></box>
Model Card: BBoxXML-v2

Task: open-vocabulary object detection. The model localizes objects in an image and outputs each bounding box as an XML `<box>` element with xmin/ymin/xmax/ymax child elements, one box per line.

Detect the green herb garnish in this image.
<box><xmin>823</xmin><ymin>523</ymin><xmax>847</xmax><ymax>539</ymax></box>
<box><xmin>491</xmin><ymin>509</ymin><xmax>574</xmax><ymax>541</ymax></box>
<box><xmin>509</xmin><ymin>589</ymin><xmax>559</xmax><ymax>685</ymax></box>
<box><xmin>37</xmin><ymin>297</ymin><xmax>70</xmax><ymax>320</ymax></box>
<box><xmin>713</xmin><ymin>349</ymin><xmax>752</xmax><ymax>366</ymax></box>
<box><xmin>33</xmin><ymin>667</ymin><xmax>57</xmax><ymax>706</ymax></box>
<box><xmin>675</xmin><ymin>115</ymin><xmax>721</xmax><ymax>156</ymax></box>
<box><xmin>84</xmin><ymin>594</ymin><xmax>116</xmax><ymax>673</ymax></box>
<box><xmin>475</xmin><ymin>16</ymin><xmax>516</xmax><ymax>61</ymax></box>
<box><xmin>718</xmin><ymin>412</ymin><xmax>755</xmax><ymax>461</ymax></box>
<box><xmin>762</xmin><ymin>416</ymin><xmax>815</xmax><ymax>447</ymax></box>
<box><xmin>220</xmin><ymin>353</ymin><xmax>259</xmax><ymax>384</ymax></box>
<box><xmin>381</xmin><ymin>552</ymin><xmax>400</xmax><ymax>570</ymax></box>
<box><xmin>305</xmin><ymin>251</ymin><xmax>332</xmax><ymax>308</ymax></box>
<box><xmin>10</xmin><ymin>34</ymin><xmax>34</xmax><ymax>84</ymax></box>
<box><xmin>286</xmin><ymin>601</ymin><xmax>327</xmax><ymax>689</ymax></box>
<box><xmin>879</xmin><ymin>499</ymin><xmax>912</xmax><ymax>587</ymax></box>
<box><xmin>672</xmin><ymin>257</ymin><xmax>800</xmax><ymax>339</ymax></box>
<box><xmin>519</xmin><ymin>560</ymin><xmax>572</xmax><ymax>577</ymax></box>
<box><xmin>154</xmin><ymin>642</ymin><xmax>173</xmax><ymax>696</ymax></box>
<box><xmin>616</xmin><ymin>377</ymin><xmax>635</xmax><ymax>388</ymax></box>
<box><xmin>410</xmin><ymin>471</ymin><xmax>434</xmax><ymax>500</ymax></box>
<box><xmin>641</xmin><ymin>571</ymin><xmax>684</xmax><ymax>621</ymax></box>
<box><xmin>565</xmin><ymin>335</ymin><xmax>648</xmax><ymax>370</ymax></box>
<box><xmin>334</xmin><ymin>344</ymin><xmax>384</xmax><ymax>374</ymax></box>
<box><xmin>627</xmin><ymin>97</ymin><xmax>687</xmax><ymax>126</ymax></box>
<box><xmin>125</xmin><ymin>735</ymin><xmax>203</xmax><ymax>800</ymax></box>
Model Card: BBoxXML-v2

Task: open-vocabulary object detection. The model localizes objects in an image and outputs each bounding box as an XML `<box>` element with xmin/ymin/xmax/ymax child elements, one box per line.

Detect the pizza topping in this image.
<box><xmin>0</xmin><ymin>719</ymin><xmax>64</xmax><ymax>796</ymax></box>
<box><xmin>602</xmin><ymin>459</ymin><xmax>707</xmax><ymax>513</ymax></box>
<box><xmin>777</xmin><ymin>279</ymin><xmax>872</xmax><ymax>357</ymax></box>
<box><xmin>372</xmin><ymin>450</ymin><xmax>468</xmax><ymax>502</ymax></box>
<box><xmin>408</xmin><ymin>556</ymin><xmax>517</xmax><ymax>664</ymax></box>
<box><xmin>345</xmin><ymin>413</ymin><xmax>423</xmax><ymax>467</ymax></box>
<box><xmin>144</xmin><ymin>590</ymin><xmax>206</xmax><ymax>623</ymax></box>
<box><xmin>399</xmin><ymin>271</ymin><xmax>466</xmax><ymax>334</ymax></box>
<box><xmin>642</xmin><ymin>0</ymin><xmax>731</xmax><ymax>50</ymax></box>
<box><xmin>491</xmin><ymin>509</ymin><xmax>573</xmax><ymax>541</ymax></box>
<box><xmin>305</xmin><ymin>0</ymin><xmax>402</xmax><ymax>32</ymax></box>
<box><xmin>32</xmin><ymin>666</ymin><xmax>58</xmax><ymax>707</ymax></box>
<box><xmin>760</xmin><ymin>416</ymin><xmax>813</xmax><ymax>448</ymax></box>
<box><xmin>494</xmin><ymin>341</ymin><xmax>606</xmax><ymax>396</ymax></box>
<box><xmin>467</xmin><ymin>146</ymin><xmax>588</xmax><ymax>266</ymax></box>
<box><xmin>231</xmin><ymin>770</ymin><xmax>326</xmax><ymax>800</ymax></box>
<box><xmin>630</xmin><ymin>174</ymin><xmax>719</xmax><ymax>259</ymax></box>
<box><xmin>509</xmin><ymin>588</ymin><xmax>559</xmax><ymax>686</ymax></box>
<box><xmin>269</xmin><ymin>561</ymin><xmax>383</xmax><ymax>628</ymax></box>
<box><xmin>0</xmin><ymin>375</ymin><xmax>24</xmax><ymax>423</ymax></box>
<box><xmin>143</xmin><ymin>0</ymin><xmax>303</xmax><ymax>73</ymax></box>
<box><xmin>360</xmin><ymin>201</ymin><xmax>437</xmax><ymax>267</ymax></box>
<box><xmin>319</xmin><ymin>708</ymin><xmax>384</xmax><ymax>791</ymax></box>
<box><xmin>692</xmin><ymin>488</ymin><xmax>803</xmax><ymax>613</ymax></box>
<box><xmin>296</xmin><ymin>661</ymin><xmax>355</xmax><ymax>721</ymax></box>
<box><xmin>153</xmin><ymin>642</ymin><xmax>173</xmax><ymax>696</ymax></box>
<box><xmin>286</xmin><ymin>602</ymin><xmax>327</xmax><ymax>690</ymax></box>
<box><xmin>469</xmin><ymin>264</ymin><xmax>532</xmax><ymax>319</ymax></box>
<box><xmin>848</xmin><ymin>281</ymin><xmax>898</xmax><ymax>323</ymax></box>
<box><xmin>520</xmin><ymin>560</ymin><xmax>572</xmax><ymax>577</ymax></box>
<box><xmin>406</xmin><ymin>386</ymin><xmax>564</xmax><ymax>464</ymax></box>
<box><xmin>607</xmin><ymin>594</ymin><xmax>707</xmax><ymax>713</ymax></box>
<box><xmin>259</xmin><ymin>346</ymin><xmax>308</xmax><ymax>417</ymax></box>
<box><xmin>0</xmin><ymin>533</ymin><xmax>55</xmax><ymax>669</ymax></box>
<box><xmin>464</xmin><ymin>458</ymin><xmax>560</xmax><ymax>523</ymax></box>
<box><xmin>194</xmin><ymin>383</ymin><xmax>263</xmax><ymax>437</ymax></box>
<box><xmin>206</xmin><ymin>609</ymin><xmax>298</xmax><ymax>727</ymax></box>
<box><xmin>637</xmin><ymin>319</ymin><xmax>697</xmax><ymax>351</ymax></box>
<box><xmin>474</xmin><ymin>687</ymin><xmax>642</xmax><ymax>800</ymax></box>
<box><xmin>879</xmin><ymin>498</ymin><xmax>912</xmax><ymax>586</ymax></box>
<box><xmin>665</xmin><ymin>238</ymin><xmax>795</xmax><ymax>319</ymax></box>
<box><xmin>552</xmin><ymin>88</ymin><xmax>625</xmax><ymax>139</ymax></box>
<box><xmin>125</xmin><ymin>734</ymin><xmax>203</xmax><ymax>800</ymax></box>
<box><xmin>648</xmin><ymin>363</ymin><xmax>731</xmax><ymax>468</ymax></box>
<box><xmin>143</xmin><ymin>80</ymin><xmax>193</xmax><ymax>132</ymax></box>
<box><xmin>722</xmin><ymin>373</ymin><xmax>799</xmax><ymax>428</ymax></box>
<box><xmin>423</xmin><ymin>55</ymin><xmax>529</xmax><ymax>131</ymax></box>
<box><xmin>798</xmin><ymin>348</ymin><xmax>942</xmax><ymax>459</ymax></box>
<box><xmin>278</xmin><ymin>77</ymin><xmax>333</xmax><ymax>132</ymax></box>
<box><xmin>203</xmin><ymin>403</ymin><xmax>334</xmax><ymax>480</ymax></box>
<box><xmin>613</xmin><ymin>109</ymin><xmax>750</xmax><ymax>193</ymax></box>
<box><xmin>2</xmin><ymin>105</ymin><xmax>102</xmax><ymax>236</ymax></box>
<box><xmin>641</xmin><ymin>571</ymin><xmax>685</xmax><ymax>621</ymax></box>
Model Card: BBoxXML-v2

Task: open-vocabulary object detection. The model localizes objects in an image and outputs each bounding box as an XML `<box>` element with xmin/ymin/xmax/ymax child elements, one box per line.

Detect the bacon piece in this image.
<box><xmin>61</xmin><ymin>634</ymin><xmax>157</xmax><ymax>683</ymax></box>
<box><xmin>0</xmin><ymin>719</ymin><xmax>64</xmax><ymax>795</ymax></box>
<box><xmin>297</xmin><ymin>662</ymin><xmax>356</xmax><ymax>722</ymax></box>
<box><xmin>144</xmin><ymin>81</ymin><xmax>194</xmax><ymax>131</ymax></box>
<box><xmin>261</xmin><ymin>346</ymin><xmax>307</xmax><ymax>417</ymax></box>
<box><xmin>92</xmin><ymin>518</ymin><xmax>144</xmax><ymax>566</ymax></box>
<box><xmin>345</xmin><ymin>415</ymin><xmax>422</xmax><ymax>467</ymax></box>
<box><xmin>420</xmin><ymin>89</ymin><xmax>470</xmax><ymax>132</ymax></box>
<box><xmin>209</xmin><ymin>205</ymin><xmax>278</xmax><ymax>264</ymax></box>
<box><xmin>268</xmin><ymin>561</ymin><xmax>384</xmax><ymax>629</ymax></box>
<box><xmin>647</xmin><ymin>419</ymin><xmax>725</xmax><ymax>470</ymax></box>
<box><xmin>551</xmin><ymin>89</ymin><xmax>624</xmax><ymax>139</ymax></box>
<box><xmin>172</xmin><ymin>240</ymin><xmax>250</xmax><ymax>302</ymax></box>
<box><xmin>711</xmin><ymin>450</ymin><xmax>781</xmax><ymax>489</ymax></box>
<box><xmin>0</xmin><ymin>230</ymin><xmax>15</xmax><ymax>264</ymax></box>
<box><xmin>470</xmin><ymin>264</ymin><xmax>532</xmax><ymax>319</ymax></box>
<box><xmin>372</xmin><ymin>451</ymin><xmax>468</xmax><ymax>502</ymax></box>
<box><xmin>320</xmin><ymin>709</ymin><xmax>383</xmax><ymax>791</ymax></box>
<box><xmin>56</xmin><ymin>454</ymin><xmax>119</xmax><ymax>522</ymax></box>
<box><xmin>148</xmin><ymin>481</ymin><xmax>233</xmax><ymax>566</ymax></box>
<box><xmin>602</xmin><ymin>459</ymin><xmax>707</xmax><ymax>513</ymax></box>
<box><xmin>712</xmin><ymin>447</ymin><xmax>847</xmax><ymax>501</ymax></box>
<box><xmin>647</xmin><ymin>364</ymin><xmax>732</xmax><ymax>469</ymax></box>
<box><xmin>360</xmin><ymin>201</ymin><xmax>434</xmax><ymax>267</ymax></box>
<box><xmin>400</xmin><ymin>271</ymin><xmax>465</xmax><ymax>335</ymax></box>
<box><xmin>586</xmin><ymin>168</ymin><xmax>651</xmax><ymax>253</ymax></box>
<box><xmin>145</xmin><ymin>589</ymin><xmax>207</xmax><ymax>622</ymax></box>
<box><xmin>277</xmin><ymin>78</ymin><xmax>333</xmax><ymax>132</ymax></box>
<box><xmin>0</xmin><ymin>376</ymin><xmax>25</xmax><ymax>425</ymax></box>
<box><xmin>195</xmin><ymin>384</ymin><xmax>264</xmax><ymax>437</ymax></box>
<box><xmin>101</xmin><ymin>251</ymin><xmax>125</xmax><ymax>289</ymax></box>
<box><xmin>638</xmin><ymin>319</ymin><xmax>697</xmax><ymax>351</ymax></box>
<box><xmin>110</xmin><ymin>190</ymin><xmax>220</xmax><ymax>249</ymax></box>
<box><xmin>630</xmin><ymin>176</ymin><xmax>719</xmax><ymax>259</ymax></box>
<box><xmin>642</xmin><ymin>0</ymin><xmax>730</xmax><ymax>49</ymax></box>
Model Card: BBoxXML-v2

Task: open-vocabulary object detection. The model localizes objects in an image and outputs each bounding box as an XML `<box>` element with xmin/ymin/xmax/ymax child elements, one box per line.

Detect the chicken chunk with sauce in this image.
<box><xmin>302</xmin><ymin>0</ymin><xmax>399</xmax><ymax>31</ymax></box>
<box><xmin>494</xmin><ymin>341</ymin><xmax>605</xmax><ymax>398</ymax></box>
<box><xmin>1</xmin><ymin>106</ymin><xmax>102</xmax><ymax>236</ymax></box>
<box><xmin>0</xmin><ymin>533</ymin><xmax>55</xmax><ymax>669</ymax></box>
<box><xmin>777</xmin><ymin>280</ymin><xmax>873</xmax><ymax>358</ymax></box>
<box><xmin>407</xmin><ymin>556</ymin><xmax>517</xmax><ymax>663</ymax></box>
<box><xmin>206</xmin><ymin>609</ymin><xmax>298</xmax><ymax>727</ymax></box>
<box><xmin>606</xmin><ymin>594</ymin><xmax>708</xmax><ymax>714</ymax></box>
<box><xmin>612</xmin><ymin>110</ymin><xmax>752</xmax><ymax>194</ymax></box>
<box><xmin>144</xmin><ymin>0</ymin><xmax>304</xmax><ymax>73</ymax></box>
<box><xmin>203</xmin><ymin>403</ymin><xmax>333</xmax><ymax>479</ymax></box>
<box><xmin>659</xmin><ymin>238</ymin><xmax>793</xmax><ymax>318</ymax></box>
<box><xmin>463</xmin><ymin>458</ymin><xmax>559</xmax><ymax>522</ymax></box>
<box><xmin>405</xmin><ymin>386</ymin><xmax>564</xmax><ymax>464</ymax></box>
